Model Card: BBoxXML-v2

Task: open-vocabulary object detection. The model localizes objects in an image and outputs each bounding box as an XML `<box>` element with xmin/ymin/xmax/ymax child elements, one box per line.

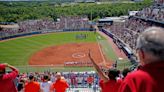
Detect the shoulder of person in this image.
<box><xmin>117</xmin><ymin>78</ymin><xmax>123</xmax><ymax>83</ymax></box>
<box><xmin>124</xmin><ymin>70</ymin><xmax>149</xmax><ymax>80</ymax></box>
<box><xmin>61</xmin><ymin>79</ymin><xmax>67</xmax><ymax>82</ymax></box>
<box><xmin>34</xmin><ymin>81</ymin><xmax>40</xmax><ymax>85</ymax></box>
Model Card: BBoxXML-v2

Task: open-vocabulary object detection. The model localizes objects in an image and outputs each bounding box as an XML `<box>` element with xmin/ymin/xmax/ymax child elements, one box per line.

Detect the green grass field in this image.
<box><xmin>0</xmin><ymin>31</ymin><xmax>130</xmax><ymax>72</ymax></box>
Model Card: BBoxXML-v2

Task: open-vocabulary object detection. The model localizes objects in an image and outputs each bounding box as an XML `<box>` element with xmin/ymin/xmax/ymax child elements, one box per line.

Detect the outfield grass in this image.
<box><xmin>0</xmin><ymin>31</ymin><xmax>106</xmax><ymax>66</ymax></box>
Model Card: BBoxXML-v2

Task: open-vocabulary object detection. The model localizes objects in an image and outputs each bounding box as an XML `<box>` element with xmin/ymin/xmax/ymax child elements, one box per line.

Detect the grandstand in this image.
<box><xmin>100</xmin><ymin>1</ymin><xmax>164</xmax><ymax>70</ymax></box>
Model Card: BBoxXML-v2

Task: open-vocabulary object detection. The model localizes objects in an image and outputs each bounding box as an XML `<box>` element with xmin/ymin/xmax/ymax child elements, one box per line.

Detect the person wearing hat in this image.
<box><xmin>0</xmin><ymin>63</ymin><xmax>19</xmax><ymax>92</ymax></box>
<box><xmin>88</xmin><ymin>51</ymin><xmax>122</xmax><ymax>92</ymax></box>
<box><xmin>119</xmin><ymin>27</ymin><xmax>164</xmax><ymax>92</ymax></box>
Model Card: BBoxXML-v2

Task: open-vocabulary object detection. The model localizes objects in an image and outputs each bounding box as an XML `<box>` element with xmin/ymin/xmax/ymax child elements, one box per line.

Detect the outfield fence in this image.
<box><xmin>66</xmin><ymin>88</ymin><xmax>101</xmax><ymax>92</ymax></box>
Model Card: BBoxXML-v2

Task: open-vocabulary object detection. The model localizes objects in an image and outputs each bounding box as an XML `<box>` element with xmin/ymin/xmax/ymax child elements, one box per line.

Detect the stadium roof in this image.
<box><xmin>0</xmin><ymin>24</ymin><xmax>19</xmax><ymax>29</ymax></box>
<box><xmin>98</xmin><ymin>18</ymin><xmax>113</xmax><ymax>22</ymax></box>
<box><xmin>98</xmin><ymin>16</ymin><xmax>128</xmax><ymax>22</ymax></box>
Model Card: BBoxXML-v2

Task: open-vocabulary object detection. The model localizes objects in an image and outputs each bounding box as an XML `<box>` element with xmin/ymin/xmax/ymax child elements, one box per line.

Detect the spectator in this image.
<box><xmin>122</xmin><ymin>68</ymin><xmax>131</xmax><ymax>80</ymax></box>
<box><xmin>119</xmin><ymin>27</ymin><xmax>164</xmax><ymax>92</ymax></box>
<box><xmin>89</xmin><ymin>51</ymin><xmax>122</xmax><ymax>92</ymax></box>
<box><xmin>15</xmin><ymin>71</ymin><xmax>100</xmax><ymax>89</ymax></box>
<box><xmin>50</xmin><ymin>72</ymin><xmax>69</xmax><ymax>92</ymax></box>
<box><xmin>0</xmin><ymin>63</ymin><xmax>19</xmax><ymax>92</ymax></box>
<box><xmin>40</xmin><ymin>75</ymin><xmax>52</xmax><ymax>92</ymax></box>
<box><xmin>17</xmin><ymin>79</ymin><xmax>25</xmax><ymax>92</ymax></box>
<box><xmin>24</xmin><ymin>75</ymin><xmax>41</xmax><ymax>92</ymax></box>
<box><xmin>50</xmin><ymin>72</ymin><xmax>55</xmax><ymax>82</ymax></box>
<box><xmin>70</xmin><ymin>71</ymin><xmax>77</xmax><ymax>88</ymax></box>
<box><xmin>87</xmin><ymin>75</ymin><xmax>94</xmax><ymax>88</ymax></box>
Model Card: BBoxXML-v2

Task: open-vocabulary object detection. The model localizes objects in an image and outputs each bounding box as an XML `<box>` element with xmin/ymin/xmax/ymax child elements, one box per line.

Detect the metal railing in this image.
<box><xmin>66</xmin><ymin>87</ymin><xmax>101</xmax><ymax>92</ymax></box>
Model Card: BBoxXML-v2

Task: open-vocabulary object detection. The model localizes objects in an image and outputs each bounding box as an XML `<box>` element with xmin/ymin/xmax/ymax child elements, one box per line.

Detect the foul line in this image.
<box><xmin>96</xmin><ymin>37</ymin><xmax>106</xmax><ymax>65</ymax></box>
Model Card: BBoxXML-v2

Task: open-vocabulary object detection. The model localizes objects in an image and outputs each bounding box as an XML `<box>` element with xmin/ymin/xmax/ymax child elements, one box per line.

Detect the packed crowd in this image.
<box><xmin>136</xmin><ymin>5</ymin><xmax>164</xmax><ymax>22</ymax></box>
<box><xmin>0</xmin><ymin>19</ymin><xmax>59</xmax><ymax>38</ymax></box>
<box><xmin>108</xmin><ymin>18</ymin><xmax>152</xmax><ymax>50</ymax></box>
<box><xmin>105</xmin><ymin>4</ymin><xmax>163</xmax><ymax>51</ymax></box>
<box><xmin>18</xmin><ymin>19</ymin><xmax>60</xmax><ymax>32</ymax></box>
<box><xmin>0</xmin><ymin>16</ymin><xmax>90</xmax><ymax>38</ymax></box>
<box><xmin>17</xmin><ymin>71</ymin><xmax>99</xmax><ymax>88</ymax></box>
<box><xmin>0</xmin><ymin>63</ymin><xmax>131</xmax><ymax>92</ymax></box>
<box><xmin>154</xmin><ymin>0</ymin><xmax>164</xmax><ymax>6</ymax></box>
<box><xmin>59</xmin><ymin>16</ymin><xmax>90</xmax><ymax>29</ymax></box>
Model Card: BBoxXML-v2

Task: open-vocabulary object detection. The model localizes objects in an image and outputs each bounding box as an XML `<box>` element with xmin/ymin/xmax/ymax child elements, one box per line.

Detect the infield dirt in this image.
<box><xmin>29</xmin><ymin>42</ymin><xmax>112</xmax><ymax>67</ymax></box>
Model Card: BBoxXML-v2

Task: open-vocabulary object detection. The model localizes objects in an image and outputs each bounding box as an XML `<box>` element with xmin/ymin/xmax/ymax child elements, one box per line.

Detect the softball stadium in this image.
<box><xmin>0</xmin><ymin>0</ymin><xmax>163</xmax><ymax>92</ymax></box>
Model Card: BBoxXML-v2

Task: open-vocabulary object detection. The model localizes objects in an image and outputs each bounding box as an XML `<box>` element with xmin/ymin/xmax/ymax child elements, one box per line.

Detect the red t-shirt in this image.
<box><xmin>87</xmin><ymin>76</ymin><xmax>94</xmax><ymax>84</ymax></box>
<box><xmin>52</xmin><ymin>79</ymin><xmax>69</xmax><ymax>92</ymax></box>
<box><xmin>24</xmin><ymin>81</ymin><xmax>40</xmax><ymax>92</ymax></box>
<box><xmin>119</xmin><ymin>62</ymin><xmax>164</xmax><ymax>92</ymax></box>
<box><xmin>99</xmin><ymin>79</ymin><xmax>122</xmax><ymax>92</ymax></box>
<box><xmin>0</xmin><ymin>68</ymin><xmax>18</xmax><ymax>92</ymax></box>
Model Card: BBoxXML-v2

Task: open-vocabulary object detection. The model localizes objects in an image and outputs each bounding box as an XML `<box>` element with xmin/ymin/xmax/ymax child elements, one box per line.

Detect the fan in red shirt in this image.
<box><xmin>0</xmin><ymin>63</ymin><xmax>19</xmax><ymax>92</ymax></box>
<box><xmin>50</xmin><ymin>72</ymin><xmax>69</xmax><ymax>92</ymax></box>
<box><xmin>24</xmin><ymin>74</ymin><xmax>41</xmax><ymax>92</ymax></box>
<box><xmin>87</xmin><ymin>75</ymin><xmax>94</xmax><ymax>88</ymax></box>
<box><xmin>99</xmin><ymin>69</ymin><xmax>122</xmax><ymax>92</ymax></box>
<box><xmin>88</xmin><ymin>51</ymin><xmax>122</xmax><ymax>92</ymax></box>
<box><xmin>119</xmin><ymin>27</ymin><xmax>164</xmax><ymax>92</ymax></box>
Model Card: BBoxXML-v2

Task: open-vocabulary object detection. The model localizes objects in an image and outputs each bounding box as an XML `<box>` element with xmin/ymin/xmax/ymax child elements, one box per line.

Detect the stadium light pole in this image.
<box><xmin>90</xmin><ymin>10</ymin><xmax>93</xmax><ymax>21</ymax></box>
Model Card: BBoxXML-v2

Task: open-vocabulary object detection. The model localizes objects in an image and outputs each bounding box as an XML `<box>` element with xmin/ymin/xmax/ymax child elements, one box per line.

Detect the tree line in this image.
<box><xmin>0</xmin><ymin>0</ymin><xmax>152</xmax><ymax>22</ymax></box>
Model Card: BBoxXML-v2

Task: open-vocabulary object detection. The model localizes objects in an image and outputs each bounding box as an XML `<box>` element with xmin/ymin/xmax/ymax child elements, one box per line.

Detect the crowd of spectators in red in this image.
<box><xmin>0</xmin><ymin>62</ymin><xmax>132</xmax><ymax>92</ymax></box>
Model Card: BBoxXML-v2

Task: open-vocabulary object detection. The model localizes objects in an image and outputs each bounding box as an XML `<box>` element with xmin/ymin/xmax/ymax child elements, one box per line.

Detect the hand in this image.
<box><xmin>2</xmin><ymin>63</ymin><xmax>8</xmax><ymax>67</ymax></box>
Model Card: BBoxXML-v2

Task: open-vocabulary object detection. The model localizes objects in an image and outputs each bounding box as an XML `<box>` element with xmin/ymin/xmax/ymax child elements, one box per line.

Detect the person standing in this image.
<box><xmin>87</xmin><ymin>75</ymin><xmax>94</xmax><ymax>88</ymax></box>
<box><xmin>88</xmin><ymin>51</ymin><xmax>122</xmax><ymax>92</ymax></box>
<box><xmin>70</xmin><ymin>71</ymin><xmax>77</xmax><ymax>88</ymax></box>
<box><xmin>50</xmin><ymin>72</ymin><xmax>69</xmax><ymax>92</ymax></box>
<box><xmin>40</xmin><ymin>75</ymin><xmax>52</xmax><ymax>92</ymax></box>
<box><xmin>119</xmin><ymin>27</ymin><xmax>164</xmax><ymax>92</ymax></box>
<box><xmin>0</xmin><ymin>63</ymin><xmax>19</xmax><ymax>92</ymax></box>
<box><xmin>24</xmin><ymin>75</ymin><xmax>41</xmax><ymax>92</ymax></box>
<box><xmin>17</xmin><ymin>79</ymin><xmax>25</xmax><ymax>92</ymax></box>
